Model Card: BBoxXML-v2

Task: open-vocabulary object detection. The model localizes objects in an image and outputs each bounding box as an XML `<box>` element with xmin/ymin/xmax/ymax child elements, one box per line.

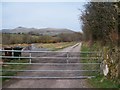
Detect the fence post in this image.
<box><xmin>18</xmin><ymin>49</ymin><xmax>20</xmax><ymax>60</ymax></box>
<box><xmin>12</xmin><ymin>49</ymin><xmax>14</xmax><ymax>57</ymax></box>
<box><xmin>67</xmin><ymin>52</ymin><xmax>69</xmax><ymax>63</ymax></box>
<box><xmin>29</xmin><ymin>52</ymin><xmax>31</xmax><ymax>64</ymax></box>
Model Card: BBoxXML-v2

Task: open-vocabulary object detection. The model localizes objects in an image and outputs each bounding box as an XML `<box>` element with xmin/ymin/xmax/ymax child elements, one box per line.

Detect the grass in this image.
<box><xmin>2</xmin><ymin>43</ymin><xmax>30</xmax><ymax>48</ymax></box>
<box><xmin>80</xmin><ymin>42</ymin><xmax>100</xmax><ymax>76</ymax></box>
<box><xmin>36</xmin><ymin>42</ymin><xmax>77</xmax><ymax>51</ymax></box>
<box><xmin>80</xmin><ymin>42</ymin><xmax>99</xmax><ymax>63</ymax></box>
<box><xmin>88</xmin><ymin>74</ymin><xmax>120</xmax><ymax>88</ymax></box>
<box><xmin>81</xmin><ymin>42</ymin><xmax>120</xmax><ymax>88</ymax></box>
<box><xmin>2</xmin><ymin>59</ymin><xmax>29</xmax><ymax>82</ymax></box>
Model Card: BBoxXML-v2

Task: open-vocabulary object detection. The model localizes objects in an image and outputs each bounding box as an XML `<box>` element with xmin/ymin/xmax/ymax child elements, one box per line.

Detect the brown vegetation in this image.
<box><xmin>2</xmin><ymin>32</ymin><xmax>82</xmax><ymax>45</ymax></box>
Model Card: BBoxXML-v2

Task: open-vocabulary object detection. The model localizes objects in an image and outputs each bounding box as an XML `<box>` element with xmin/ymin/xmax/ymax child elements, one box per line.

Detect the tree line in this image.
<box><xmin>2</xmin><ymin>32</ymin><xmax>82</xmax><ymax>45</ymax></box>
<box><xmin>80</xmin><ymin>2</ymin><xmax>119</xmax><ymax>46</ymax></box>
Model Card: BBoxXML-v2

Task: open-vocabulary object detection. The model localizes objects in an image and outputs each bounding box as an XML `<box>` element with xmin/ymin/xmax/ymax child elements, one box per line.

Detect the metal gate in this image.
<box><xmin>0</xmin><ymin>50</ymin><xmax>102</xmax><ymax>79</ymax></box>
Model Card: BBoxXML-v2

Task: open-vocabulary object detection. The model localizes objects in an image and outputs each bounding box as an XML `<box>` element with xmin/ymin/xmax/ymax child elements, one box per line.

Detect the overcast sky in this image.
<box><xmin>1</xmin><ymin>1</ymin><xmax>87</xmax><ymax>32</ymax></box>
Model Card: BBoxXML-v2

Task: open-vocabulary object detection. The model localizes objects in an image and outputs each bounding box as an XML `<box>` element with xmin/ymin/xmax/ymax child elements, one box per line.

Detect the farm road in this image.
<box><xmin>3</xmin><ymin>42</ymin><xmax>92</xmax><ymax>88</ymax></box>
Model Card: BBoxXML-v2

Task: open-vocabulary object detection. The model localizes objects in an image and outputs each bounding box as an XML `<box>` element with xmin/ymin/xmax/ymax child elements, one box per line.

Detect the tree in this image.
<box><xmin>80</xmin><ymin>2</ymin><xmax>118</xmax><ymax>46</ymax></box>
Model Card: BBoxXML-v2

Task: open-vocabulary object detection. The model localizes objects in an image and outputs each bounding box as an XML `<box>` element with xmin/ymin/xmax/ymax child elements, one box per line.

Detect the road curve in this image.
<box><xmin>3</xmin><ymin>42</ymin><xmax>92</xmax><ymax>88</ymax></box>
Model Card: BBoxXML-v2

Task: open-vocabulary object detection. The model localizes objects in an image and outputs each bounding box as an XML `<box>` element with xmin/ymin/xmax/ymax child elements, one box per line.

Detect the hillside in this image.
<box><xmin>1</xmin><ymin>27</ymin><xmax>75</xmax><ymax>35</ymax></box>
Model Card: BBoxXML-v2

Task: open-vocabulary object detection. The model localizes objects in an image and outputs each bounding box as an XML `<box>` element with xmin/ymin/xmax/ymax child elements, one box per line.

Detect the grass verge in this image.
<box><xmin>2</xmin><ymin>59</ymin><xmax>29</xmax><ymax>82</ymax></box>
<box><xmin>88</xmin><ymin>74</ymin><xmax>120</xmax><ymax>88</ymax></box>
<box><xmin>81</xmin><ymin>42</ymin><xmax>119</xmax><ymax>88</ymax></box>
<box><xmin>36</xmin><ymin>42</ymin><xmax>77</xmax><ymax>51</ymax></box>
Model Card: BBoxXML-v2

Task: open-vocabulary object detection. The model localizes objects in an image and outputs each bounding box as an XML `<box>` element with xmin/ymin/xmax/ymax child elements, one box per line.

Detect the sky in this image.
<box><xmin>1</xmin><ymin>1</ymin><xmax>88</xmax><ymax>32</ymax></box>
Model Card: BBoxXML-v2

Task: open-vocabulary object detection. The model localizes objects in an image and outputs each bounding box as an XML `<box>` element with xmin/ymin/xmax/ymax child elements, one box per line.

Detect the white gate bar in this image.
<box><xmin>1</xmin><ymin>70</ymin><xmax>100</xmax><ymax>72</ymax></box>
<box><xmin>0</xmin><ymin>76</ymin><xmax>96</xmax><ymax>79</ymax></box>
<box><xmin>1</xmin><ymin>63</ymin><xmax>100</xmax><ymax>65</ymax></box>
<box><xmin>0</xmin><ymin>50</ymin><xmax>100</xmax><ymax>53</ymax></box>
<box><xmin>1</xmin><ymin>56</ymin><xmax>101</xmax><ymax>59</ymax></box>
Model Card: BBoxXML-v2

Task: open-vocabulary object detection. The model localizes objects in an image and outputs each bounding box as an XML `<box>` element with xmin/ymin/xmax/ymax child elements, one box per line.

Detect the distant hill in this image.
<box><xmin>1</xmin><ymin>27</ymin><xmax>76</xmax><ymax>35</ymax></box>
